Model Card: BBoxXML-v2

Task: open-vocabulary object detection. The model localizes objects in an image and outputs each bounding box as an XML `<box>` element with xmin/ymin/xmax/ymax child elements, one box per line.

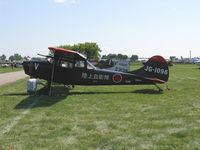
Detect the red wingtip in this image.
<box><xmin>48</xmin><ymin>47</ymin><xmax>77</xmax><ymax>54</ymax></box>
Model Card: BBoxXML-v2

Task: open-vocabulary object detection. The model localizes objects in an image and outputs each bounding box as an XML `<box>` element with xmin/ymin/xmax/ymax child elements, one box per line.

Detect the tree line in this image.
<box><xmin>59</xmin><ymin>42</ymin><xmax>138</xmax><ymax>61</ymax></box>
<box><xmin>0</xmin><ymin>53</ymin><xmax>26</xmax><ymax>62</ymax></box>
<box><xmin>0</xmin><ymin>42</ymin><xmax>139</xmax><ymax>62</ymax></box>
<box><xmin>59</xmin><ymin>42</ymin><xmax>101</xmax><ymax>60</ymax></box>
<box><xmin>101</xmin><ymin>54</ymin><xmax>138</xmax><ymax>61</ymax></box>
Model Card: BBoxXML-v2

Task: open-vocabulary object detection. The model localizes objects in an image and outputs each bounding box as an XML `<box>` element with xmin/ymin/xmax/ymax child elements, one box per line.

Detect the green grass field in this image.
<box><xmin>0</xmin><ymin>64</ymin><xmax>200</xmax><ymax>150</ymax></box>
<box><xmin>0</xmin><ymin>67</ymin><xmax>22</xmax><ymax>74</ymax></box>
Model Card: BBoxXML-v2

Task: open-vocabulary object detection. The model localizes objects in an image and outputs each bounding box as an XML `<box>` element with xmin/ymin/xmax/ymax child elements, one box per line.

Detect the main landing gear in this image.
<box><xmin>154</xmin><ymin>84</ymin><xmax>163</xmax><ymax>92</ymax></box>
<box><xmin>154</xmin><ymin>83</ymin><xmax>170</xmax><ymax>92</ymax></box>
<box><xmin>64</xmin><ymin>84</ymin><xmax>75</xmax><ymax>90</ymax></box>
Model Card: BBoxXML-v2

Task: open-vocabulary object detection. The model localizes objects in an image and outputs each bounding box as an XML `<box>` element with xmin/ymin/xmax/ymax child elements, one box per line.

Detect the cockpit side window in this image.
<box><xmin>57</xmin><ymin>54</ymin><xmax>96</xmax><ymax>70</ymax></box>
<box><xmin>60</xmin><ymin>60</ymin><xmax>73</xmax><ymax>69</ymax></box>
<box><xmin>75</xmin><ymin>60</ymin><xmax>85</xmax><ymax>68</ymax></box>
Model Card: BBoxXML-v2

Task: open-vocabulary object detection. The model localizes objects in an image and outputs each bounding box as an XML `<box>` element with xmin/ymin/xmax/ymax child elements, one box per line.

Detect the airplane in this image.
<box><xmin>22</xmin><ymin>47</ymin><xmax>169</xmax><ymax>95</ymax></box>
<box><xmin>96</xmin><ymin>59</ymin><xmax>130</xmax><ymax>72</ymax></box>
<box><xmin>194</xmin><ymin>59</ymin><xmax>200</xmax><ymax>67</ymax></box>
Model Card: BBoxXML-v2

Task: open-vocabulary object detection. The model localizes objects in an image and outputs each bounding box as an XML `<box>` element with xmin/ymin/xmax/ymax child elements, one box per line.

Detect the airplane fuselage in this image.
<box><xmin>23</xmin><ymin>60</ymin><xmax>155</xmax><ymax>86</ymax></box>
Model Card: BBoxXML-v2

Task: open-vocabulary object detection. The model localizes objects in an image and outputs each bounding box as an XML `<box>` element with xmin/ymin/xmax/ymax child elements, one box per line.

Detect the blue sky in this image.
<box><xmin>0</xmin><ymin>0</ymin><xmax>200</xmax><ymax>58</ymax></box>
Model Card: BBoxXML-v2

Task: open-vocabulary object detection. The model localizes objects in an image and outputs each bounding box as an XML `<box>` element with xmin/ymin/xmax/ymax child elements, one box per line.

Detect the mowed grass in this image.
<box><xmin>0</xmin><ymin>64</ymin><xmax>200</xmax><ymax>150</ymax></box>
<box><xmin>0</xmin><ymin>67</ymin><xmax>22</xmax><ymax>74</ymax></box>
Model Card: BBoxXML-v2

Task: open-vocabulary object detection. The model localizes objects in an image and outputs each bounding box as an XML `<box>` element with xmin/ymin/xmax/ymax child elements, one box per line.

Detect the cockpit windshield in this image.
<box><xmin>87</xmin><ymin>61</ymin><xmax>96</xmax><ymax>70</ymax></box>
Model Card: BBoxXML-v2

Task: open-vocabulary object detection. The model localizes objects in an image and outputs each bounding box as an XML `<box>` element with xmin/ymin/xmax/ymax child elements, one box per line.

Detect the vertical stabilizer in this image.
<box><xmin>130</xmin><ymin>56</ymin><xmax>169</xmax><ymax>82</ymax></box>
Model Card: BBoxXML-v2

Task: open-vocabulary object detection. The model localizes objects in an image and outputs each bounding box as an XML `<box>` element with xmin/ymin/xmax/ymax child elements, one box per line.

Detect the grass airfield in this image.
<box><xmin>0</xmin><ymin>64</ymin><xmax>200</xmax><ymax>150</ymax></box>
<box><xmin>0</xmin><ymin>67</ymin><xmax>22</xmax><ymax>74</ymax></box>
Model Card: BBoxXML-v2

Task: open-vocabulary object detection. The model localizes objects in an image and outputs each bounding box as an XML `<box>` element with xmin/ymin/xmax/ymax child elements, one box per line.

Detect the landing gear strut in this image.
<box><xmin>64</xmin><ymin>84</ymin><xmax>75</xmax><ymax>90</ymax></box>
<box><xmin>154</xmin><ymin>84</ymin><xmax>163</xmax><ymax>92</ymax></box>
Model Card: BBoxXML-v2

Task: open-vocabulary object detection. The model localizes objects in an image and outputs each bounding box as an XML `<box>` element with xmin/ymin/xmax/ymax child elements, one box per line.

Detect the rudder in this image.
<box><xmin>130</xmin><ymin>55</ymin><xmax>169</xmax><ymax>82</ymax></box>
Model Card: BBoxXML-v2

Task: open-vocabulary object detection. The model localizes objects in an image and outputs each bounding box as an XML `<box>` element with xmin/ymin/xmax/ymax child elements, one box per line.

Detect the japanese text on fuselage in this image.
<box><xmin>81</xmin><ymin>73</ymin><xmax>109</xmax><ymax>80</ymax></box>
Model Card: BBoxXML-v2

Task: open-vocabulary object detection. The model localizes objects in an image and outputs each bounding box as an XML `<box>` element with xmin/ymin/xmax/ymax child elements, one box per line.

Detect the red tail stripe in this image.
<box><xmin>151</xmin><ymin>78</ymin><xmax>166</xmax><ymax>83</ymax></box>
<box><xmin>149</xmin><ymin>56</ymin><xmax>166</xmax><ymax>63</ymax></box>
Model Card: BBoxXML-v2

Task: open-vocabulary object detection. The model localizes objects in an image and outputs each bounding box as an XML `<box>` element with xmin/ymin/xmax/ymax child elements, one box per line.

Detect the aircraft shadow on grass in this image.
<box><xmin>1</xmin><ymin>86</ymin><xmax>69</xmax><ymax>109</ymax></box>
<box><xmin>15</xmin><ymin>86</ymin><xmax>70</xmax><ymax>109</ymax></box>
<box><xmin>69</xmin><ymin>89</ymin><xmax>162</xmax><ymax>95</ymax></box>
<box><xmin>1</xmin><ymin>86</ymin><xmax>162</xmax><ymax>109</ymax></box>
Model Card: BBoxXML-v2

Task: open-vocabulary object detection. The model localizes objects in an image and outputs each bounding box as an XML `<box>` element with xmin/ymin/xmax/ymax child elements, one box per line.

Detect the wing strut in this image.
<box><xmin>49</xmin><ymin>58</ymin><xmax>56</xmax><ymax>96</ymax></box>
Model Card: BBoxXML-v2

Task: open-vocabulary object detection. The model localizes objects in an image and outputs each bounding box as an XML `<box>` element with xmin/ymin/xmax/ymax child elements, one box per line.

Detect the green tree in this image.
<box><xmin>117</xmin><ymin>54</ymin><xmax>123</xmax><ymax>59</ymax></box>
<box><xmin>101</xmin><ymin>55</ymin><xmax>107</xmax><ymax>59</ymax></box>
<box><xmin>117</xmin><ymin>54</ymin><xmax>128</xmax><ymax>59</ymax></box>
<box><xmin>23</xmin><ymin>56</ymin><xmax>28</xmax><ymax>60</ymax></box>
<box><xmin>105</xmin><ymin>53</ymin><xmax>128</xmax><ymax>60</ymax></box>
<box><xmin>130</xmin><ymin>55</ymin><xmax>138</xmax><ymax>62</ymax></box>
<box><xmin>9</xmin><ymin>53</ymin><xmax>23</xmax><ymax>61</ymax></box>
<box><xmin>170</xmin><ymin>56</ymin><xmax>177</xmax><ymax>62</ymax></box>
<box><xmin>0</xmin><ymin>54</ymin><xmax>6</xmax><ymax>61</ymax></box>
<box><xmin>59</xmin><ymin>42</ymin><xmax>101</xmax><ymax>60</ymax></box>
<box><xmin>107</xmin><ymin>54</ymin><xmax>117</xmax><ymax>59</ymax></box>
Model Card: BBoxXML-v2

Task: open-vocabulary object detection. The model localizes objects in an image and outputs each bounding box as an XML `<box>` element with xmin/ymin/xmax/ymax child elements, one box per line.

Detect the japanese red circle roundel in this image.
<box><xmin>113</xmin><ymin>74</ymin><xmax>122</xmax><ymax>83</ymax></box>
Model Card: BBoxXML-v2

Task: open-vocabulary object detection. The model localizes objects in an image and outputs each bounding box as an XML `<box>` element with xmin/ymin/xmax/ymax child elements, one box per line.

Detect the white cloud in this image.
<box><xmin>54</xmin><ymin>0</ymin><xmax>76</xmax><ymax>4</ymax></box>
<box><xmin>54</xmin><ymin>0</ymin><xmax>65</xmax><ymax>3</ymax></box>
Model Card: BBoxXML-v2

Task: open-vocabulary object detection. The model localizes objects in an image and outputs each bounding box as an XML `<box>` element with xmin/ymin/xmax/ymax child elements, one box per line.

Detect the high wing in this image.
<box><xmin>48</xmin><ymin>47</ymin><xmax>87</xmax><ymax>61</ymax></box>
